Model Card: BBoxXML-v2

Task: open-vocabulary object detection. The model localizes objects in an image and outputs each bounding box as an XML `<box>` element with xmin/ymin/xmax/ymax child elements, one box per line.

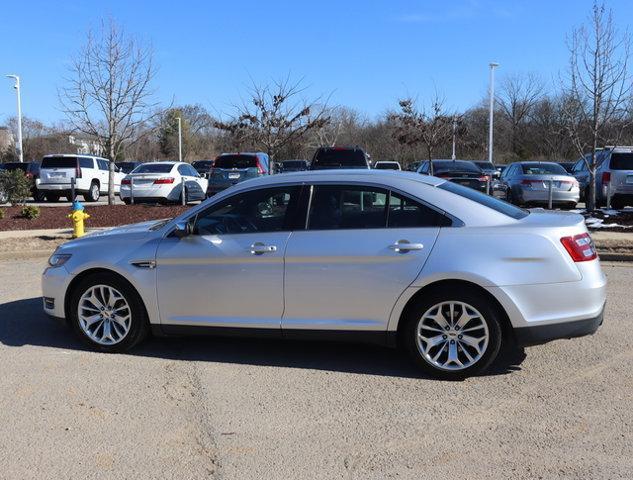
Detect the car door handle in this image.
<box><xmin>250</xmin><ymin>242</ymin><xmax>278</xmax><ymax>255</ymax></box>
<box><xmin>389</xmin><ymin>240</ymin><xmax>424</xmax><ymax>253</ymax></box>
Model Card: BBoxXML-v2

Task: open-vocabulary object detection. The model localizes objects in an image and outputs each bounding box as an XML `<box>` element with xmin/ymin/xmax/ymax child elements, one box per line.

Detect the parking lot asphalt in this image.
<box><xmin>0</xmin><ymin>259</ymin><xmax>631</xmax><ymax>480</ymax></box>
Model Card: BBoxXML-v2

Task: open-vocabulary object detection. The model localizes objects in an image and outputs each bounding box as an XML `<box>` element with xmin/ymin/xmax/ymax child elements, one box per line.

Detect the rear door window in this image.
<box><xmin>609</xmin><ymin>153</ymin><xmax>633</xmax><ymax>170</ymax></box>
<box><xmin>307</xmin><ymin>185</ymin><xmax>388</xmax><ymax>230</ymax></box>
<box><xmin>439</xmin><ymin>181</ymin><xmax>529</xmax><ymax>219</ymax></box>
<box><xmin>388</xmin><ymin>192</ymin><xmax>451</xmax><ymax>227</ymax></box>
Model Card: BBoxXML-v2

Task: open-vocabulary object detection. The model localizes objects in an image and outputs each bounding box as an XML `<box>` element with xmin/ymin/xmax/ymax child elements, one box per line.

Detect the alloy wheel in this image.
<box><xmin>416</xmin><ymin>301</ymin><xmax>489</xmax><ymax>371</ymax></box>
<box><xmin>77</xmin><ymin>285</ymin><xmax>132</xmax><ymax>345</ymax></box>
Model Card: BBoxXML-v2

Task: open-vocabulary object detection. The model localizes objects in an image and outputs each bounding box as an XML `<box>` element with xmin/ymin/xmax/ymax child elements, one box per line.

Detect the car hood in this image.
<box><xmin>61</xmin><ymin>219</ymin><xmax>163</xmax><ymax>249</ymax></box>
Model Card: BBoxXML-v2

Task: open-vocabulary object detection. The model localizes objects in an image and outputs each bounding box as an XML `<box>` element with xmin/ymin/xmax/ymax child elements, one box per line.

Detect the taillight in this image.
<box><xmin>25</xmin><ymin>172</ymin><xmax>33</xmax><ymax>179</ymax></box>
<box><xmin>256</xmin><ymin>160</ymin><xmax>265</xmax><ymax>175</ymax></box>
<box><xmin>479</xmin><ymin>175</ymin><xmax>490</xmax><ymax>182</ymax></box>
<box><xmin>602</xmin><ymin>172</ymin><xmax>611</xmax><ymax>184</ymax></box>
<box><xmin>153</xmin><ymin>177</ymin><xmax>175</xmax><ymax>184</ymax></box>
<box><xmin>560</xmin><ymin>233</ymin><xmax>597</xmax><ymax>262</ymax></box>
<box><xmin>436</xmin><ymin>172</ymin><xmax>451</xmax><ymax>178</ymax></box>
<box><xmin>121</xmin><ymin>178</ymin><xmax>131</xmax><ymax>185</ymax></box>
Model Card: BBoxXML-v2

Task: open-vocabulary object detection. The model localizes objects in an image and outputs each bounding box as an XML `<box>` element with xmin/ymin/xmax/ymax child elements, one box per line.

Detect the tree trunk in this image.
<box><xmin>108</xmin><ymin>160</ymin><xmax>115</xmax><ymax>205</ymax></box>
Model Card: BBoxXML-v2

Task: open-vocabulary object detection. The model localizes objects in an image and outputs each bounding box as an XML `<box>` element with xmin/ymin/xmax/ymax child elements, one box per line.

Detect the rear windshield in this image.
<box><xmin>439</xmin><ymin>181</ymin><xmax>529</xmax><ymax>220</ymax></box>
<box><xmin>283</xmin><ymin>161</ymin><xmax>306</xmax><ymax>168</ymax></box>
<box><xmin>312</xmin><ymin>149</ymin><xmax>367</xmax><ymax>167</ymax></box>
<box><xmin>521</xmin><ymin>163</ymin><xmax>566</xmax><ymax>175</ymax></box>
<box><xmin>375</xmin><ymin>162</ymin><xmax>399</xmax><ymax>170</ymax></box>
<box><xmin>433</xmin><ymin>161</ymin><xmax>481</xmax><ymax>173</ymax></box>
<box><xmin>192</xmin><ymin>161</ymin><xmax>214</xmax><ymax>168</ymax></box>
<box><xmin>132</xmin><ymin>164</ymin><xmax>173</xmax><ymax>174</ymax></box>
<box><xmin>473</xmin><ymin>161</ymin><xmax>495</xmax><ymax>170</ymax></box>
<box><xmin>610</xmin><ymin>153</ymin><xmax>633</xmax><ymax>170</ymax></box>
<box><xmin>214</xmin><ymin>155</ymin><xmax>258</xmax><ymax>169</ymax></box>
<box><xmin>41</xmin><ymin>156</ymin><xmax>77</xmax><ymax>169</ymax></box>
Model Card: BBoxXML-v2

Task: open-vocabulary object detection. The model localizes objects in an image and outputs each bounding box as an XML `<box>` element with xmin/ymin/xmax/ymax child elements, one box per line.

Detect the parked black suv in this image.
<box><xmin>310</xmin><ymin>147</ymin><xmax>370</xmax><ymax>170</ymax></box>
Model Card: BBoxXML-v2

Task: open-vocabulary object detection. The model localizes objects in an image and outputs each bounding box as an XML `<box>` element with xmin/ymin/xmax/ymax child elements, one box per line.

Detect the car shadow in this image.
<box><xmin>0</xmin><ymin>297</ymin><xmax>526</xmax><ymax>380</ymax></box>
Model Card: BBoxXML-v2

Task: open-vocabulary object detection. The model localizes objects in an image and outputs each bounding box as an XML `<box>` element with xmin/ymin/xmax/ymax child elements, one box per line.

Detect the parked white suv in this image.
<box><xmin>38</xmin><ymin>155</ymin><xmax>124</xmax><ymax>202</ymax></box>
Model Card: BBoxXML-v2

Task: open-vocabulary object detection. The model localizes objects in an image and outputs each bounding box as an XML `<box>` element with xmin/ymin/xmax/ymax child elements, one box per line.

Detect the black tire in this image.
<box><xmin>122</xmin><ymin>198</ymin><xmax>131</xmax><ymax>205</ymax></box>
<box><xmin>45</xmin><ymin>193</ymin><xmax>60</xmax><ymax>202</ymax></box>
<box><xmin>611</xmin><ymin>198</ymin><xmax>625</xmax><ymax>210</ymax></box>
<box><xmin>84</xmin><ymin>181</ymin><xmax>100</xmax><ymax>202</ymax></box>
<box><xmin>68</xmin><ymin>272</ymin><xmax>149</xmax><ymax>353</ymax></box>
<box><xmin>33</xmin><ymin>189</ymin><xmax>45</xmax><ymax>202</ymax></box>
<box><xmin>401</xmin><ymin>286</ymin><xmax>503</xmax><ymax>380</ymax></box>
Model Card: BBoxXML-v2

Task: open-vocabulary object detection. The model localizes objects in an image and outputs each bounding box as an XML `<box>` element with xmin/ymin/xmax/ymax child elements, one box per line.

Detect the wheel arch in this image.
<box><xmin>393</xmin><ymin>279</ymin><xmax>515</xmax><ymax>344</ymax></box>
<box><xmin>64</xmin><ymin>267</ymin><xmax>149</xmax><ymax>325</ymax></box>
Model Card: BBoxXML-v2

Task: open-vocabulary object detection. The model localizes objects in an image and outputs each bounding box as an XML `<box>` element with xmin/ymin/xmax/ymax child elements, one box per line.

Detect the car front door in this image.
<box><xmin>155</xmin><ymin>185</ymin><xmax>303</xmax><ymax>330</ymax></box>
<box><xmin>282</xmin><ymin>184</ymin><xmax>445</xmax><ymax>332</ymax></box>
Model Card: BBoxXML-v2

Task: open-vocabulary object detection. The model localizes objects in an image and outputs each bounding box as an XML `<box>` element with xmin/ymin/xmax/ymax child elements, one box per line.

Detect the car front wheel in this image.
<box><xmin>402</xmin><ymin>287</ymin><xmax>503</xmax><ymax>379</ymax></box>
<box><xmin>69</xmin><ymin>272</ymin><xmax>149</xmax><ymax>352</ymax></box>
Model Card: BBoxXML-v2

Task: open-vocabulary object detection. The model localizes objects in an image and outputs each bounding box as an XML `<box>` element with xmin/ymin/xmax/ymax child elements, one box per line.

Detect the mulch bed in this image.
<box><xmin>0</xmin><ymin>204</ymin><xmax>190</xmax><ymax>231</ymax></box>
<box><xmin>583</xmin><ymin>210</ymin><xmax>633</xmax><ymax>231</ymax></box>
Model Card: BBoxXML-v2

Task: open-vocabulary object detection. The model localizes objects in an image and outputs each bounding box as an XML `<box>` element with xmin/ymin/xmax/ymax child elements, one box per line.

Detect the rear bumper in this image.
<box><xmin>518</xmin><ymin>188</ymin><xmax>580</xmax><ymax>204</ymax></box>
<box><xmin>514</xmin><ymin>305</ymin><xmax>604</xmax><ymax>346</ymax></box>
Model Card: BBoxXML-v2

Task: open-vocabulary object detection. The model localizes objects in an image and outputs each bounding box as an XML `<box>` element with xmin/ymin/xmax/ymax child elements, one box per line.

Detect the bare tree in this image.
<box><xmin>497</xmin><ymin>72</ymin><xmax>545</xmax><ymax>157</ymax></box>
<box><xmin>59</xmin><ymin>19</ymin><xmax>158</xmax><ymax>204</ymax></box>
<box><xmin>562</xmin><ymin>2</ymin><xmax>631</xmax><ymax>210</ymax></box>
<box><xmin>389</xmin><ymin>93</ymin><xmax>454</xmax><ymax>174</ymax></box>
<box><xmin>214</xmin><ymin>76</ymin><xmax>330</xmax><ymax>169</ymax></box>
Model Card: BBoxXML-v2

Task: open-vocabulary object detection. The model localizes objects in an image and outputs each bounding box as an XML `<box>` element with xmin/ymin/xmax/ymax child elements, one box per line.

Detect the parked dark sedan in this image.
<box><xmin>417</xmin><ymin>160</ymin><xmax>490</xmax><ymax>192</ymax></box>
<box><xmin>473</xmin><ymin>161</ymin><xmax>499</xmax><ymax>179</ymax></box>
<box><xmin>557</xmin><ymin>161</ymin><xmax>576</xmax><ymax>174</ymax></box>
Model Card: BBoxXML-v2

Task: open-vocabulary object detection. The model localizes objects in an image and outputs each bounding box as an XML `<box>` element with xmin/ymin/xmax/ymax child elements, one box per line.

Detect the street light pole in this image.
<box><xmin>488</xmin><ymin>62</ymin><xmax>499</xmax><ymax>165</ymax></box>
<box><xmin>451</xmin><ymin>116</ymin><xmax>458</xmax><ymax>160</ymax></box>
<box><xmin>176</xmin><ymin>116</ymin><xmax>182</xmax><ymax>162</ymax></box>
<box><xmin>6</xmin><ymin>74</ymin><xmax>23</xmax><ymax>163</ymax></box>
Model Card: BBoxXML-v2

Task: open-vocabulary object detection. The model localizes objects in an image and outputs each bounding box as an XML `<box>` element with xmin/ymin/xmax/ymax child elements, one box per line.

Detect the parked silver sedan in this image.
<box><xmin>497</xmin><ymin>161</ymin><xmax>580</xmax><ymax>208</ymax></box>
<box><xmin>42</xmin><ymin>170</ymin><xmax>606</xmax><ymax>379</ymax></box>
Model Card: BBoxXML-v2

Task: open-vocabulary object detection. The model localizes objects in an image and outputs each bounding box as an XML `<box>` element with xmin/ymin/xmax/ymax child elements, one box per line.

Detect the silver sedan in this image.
<box><xmin>497</xmin><ymin>161</ymin><xmax>580</xmax><ymax>208</ymax></box>
<box><xmin>42</xmin><ymin>170</ymin><xmax>606</xmax><ymax>379</ymax></box>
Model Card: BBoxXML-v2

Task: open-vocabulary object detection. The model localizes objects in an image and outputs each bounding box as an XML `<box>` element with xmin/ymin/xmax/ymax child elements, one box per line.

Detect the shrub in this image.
<box><xmin>20</xmin><ymin>205</ymin><xmax>40</xmax><ymax>220</ymax></box>
<box><xmin>0</xmin><ymin>169</ymin><xmax>32</xmax><ymax>205</ymax></box>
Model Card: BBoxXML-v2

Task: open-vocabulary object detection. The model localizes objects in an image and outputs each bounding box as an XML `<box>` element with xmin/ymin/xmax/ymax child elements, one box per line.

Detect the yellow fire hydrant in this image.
<box><xmin>68</xmin><ymin>201</ymin><xmax>90</xmax><ymax>238</ymax></box>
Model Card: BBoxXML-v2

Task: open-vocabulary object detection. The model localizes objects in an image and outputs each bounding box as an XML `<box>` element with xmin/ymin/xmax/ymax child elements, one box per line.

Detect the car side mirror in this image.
<box><xmin>173</xmin><ymin>221</ymin><xmax>192</xmax><ymax>238</ymax></box>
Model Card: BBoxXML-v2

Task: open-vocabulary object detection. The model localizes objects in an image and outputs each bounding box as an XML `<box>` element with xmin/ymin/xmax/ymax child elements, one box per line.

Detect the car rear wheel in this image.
<box><xmin>84</xmin><ymin>181</ymin><xmax>100</xmax><ymax>202</ymax></box>
<box><xmin>402</xmin><ymin>287</ymin><xmax>503</xmax><ymax>379</ymax></box>
<box><xmin>45</xmin><ymin>193</ymin><xmax>60</xmax><ymax>202</ymax></box>
<box><xmin>69</xmin><ymin>272</ymin><xmax>149</xmax><ymax>352</ymax></box>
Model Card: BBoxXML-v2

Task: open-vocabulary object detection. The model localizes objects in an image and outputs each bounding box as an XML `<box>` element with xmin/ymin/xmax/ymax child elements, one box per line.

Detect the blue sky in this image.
<box><xmin>1</xmin><ymin>0</ymin><xmax>632</xmax><ymax>124</ymax></box>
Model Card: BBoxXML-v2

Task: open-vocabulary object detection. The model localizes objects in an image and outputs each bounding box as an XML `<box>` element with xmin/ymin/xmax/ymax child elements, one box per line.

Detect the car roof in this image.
<box><xmin>232</xmin><ymin>169</ymin><xmax>443</xmax><ymax>189</ymax></box>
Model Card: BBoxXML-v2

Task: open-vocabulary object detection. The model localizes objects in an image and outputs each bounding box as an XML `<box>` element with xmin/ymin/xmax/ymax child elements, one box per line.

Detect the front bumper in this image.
<box><xmin>42</xmin><ymin>265</ymin><xmax>72</xmax><ymax>319</ymax></box>
<box><xmin>514</xmin><ymin>305</ymin><xmax>604</xmax><ymax>346</ymax></box>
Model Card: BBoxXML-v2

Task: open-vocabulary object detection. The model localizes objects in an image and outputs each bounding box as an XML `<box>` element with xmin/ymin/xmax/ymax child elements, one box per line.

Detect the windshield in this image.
<box><xmin>610</xmin><ymin>153</ymin><xmax>633</xmax><ymax>170</ymax></box>
<box><xmin>41</xmin><ymin>156</ymin><xmax>77</xmax><ymax>169</ymax></box>
<box><xmin>214</xmin><ymin>155</ymin><xmax>259</xmax><ymax>169</ymax></box>
<box><xmin>439</xmin><ymin>181</ymin><xmax>529</xmax><ymax>219</ymax></box>
<box><xmin>521</xmin><ymin>163</ymin><xmax>567</xmax><ymax>175</ymax></box>
<box><xmin>312</xmin><ymin>149</ymin><xmax>367</xmax><ymax>167</ymax></box>
<box><xmin>132</xmin><ymin>164</ymin><xmax>174</xmax><ymax>174</ymax></box>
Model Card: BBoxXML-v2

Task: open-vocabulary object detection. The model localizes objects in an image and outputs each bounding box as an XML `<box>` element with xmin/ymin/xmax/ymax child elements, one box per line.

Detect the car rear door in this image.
<box><xmin>155</xmin><ymin>185</ymin><xmax>303</xmax><ymax>330</ymax></box>
<box><xmin>282</xmin><ymin>184</ymin><xmax>444</xmax><ymax>332</ymax></box>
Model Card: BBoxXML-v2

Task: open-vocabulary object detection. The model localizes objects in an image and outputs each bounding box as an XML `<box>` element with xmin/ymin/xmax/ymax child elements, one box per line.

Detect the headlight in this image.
<box><xmin>48</xmin><ymin>253</ymin><xmax>72</xmax><ymax>267</ymax></box>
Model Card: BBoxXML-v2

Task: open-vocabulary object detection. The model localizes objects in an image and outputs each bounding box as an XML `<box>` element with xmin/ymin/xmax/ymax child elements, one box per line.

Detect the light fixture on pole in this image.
<box><xmin>487</xmin><ymin>62</ymin><xmax>499</xmax><ymax>165</ymax></box>
<box><xmin>176</xmin><ymin>116</ymin><xmax>182</xmax><ymax>162</ymax></box>
<box><xmin>5</xmin><ymin>74</ymin><xmax>23</xmax><ymax>163</ymax></box>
